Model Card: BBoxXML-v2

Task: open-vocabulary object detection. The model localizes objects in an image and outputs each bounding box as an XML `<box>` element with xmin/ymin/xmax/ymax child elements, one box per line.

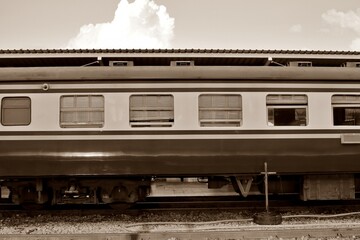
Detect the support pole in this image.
<box><xmin>253</xmin><ymin>162</ymin><xmax>282</xmax><ymax>225</ymax></box>
<box><xmin>261</xmin><ymin>161</ymin><xmax>275</xmax><ymax>212</ymax></box>
<box><xmin>264</xmin><ymin>162</ymin><xmax>269</xmax><ymax>212</ymax></box>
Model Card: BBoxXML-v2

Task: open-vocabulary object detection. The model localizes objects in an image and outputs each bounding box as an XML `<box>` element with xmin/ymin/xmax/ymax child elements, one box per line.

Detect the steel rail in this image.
<box><xmin>0</xmin><ymin>224</ymin><xmax>360</xmax><ymax>239</ymax></box>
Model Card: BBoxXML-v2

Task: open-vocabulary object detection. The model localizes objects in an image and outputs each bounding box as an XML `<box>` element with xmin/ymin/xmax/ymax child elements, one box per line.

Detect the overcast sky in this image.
<box><xmin>1</xmin><ymin>0</ymin><xmax>360</xmax><ymax>51</ymax></box>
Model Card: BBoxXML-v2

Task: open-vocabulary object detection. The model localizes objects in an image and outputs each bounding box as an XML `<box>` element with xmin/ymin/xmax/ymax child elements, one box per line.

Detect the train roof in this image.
<box><xmin>1</xmin><ymin>49</ymin><xmax>360</xmax><ymax>68</ymax></box>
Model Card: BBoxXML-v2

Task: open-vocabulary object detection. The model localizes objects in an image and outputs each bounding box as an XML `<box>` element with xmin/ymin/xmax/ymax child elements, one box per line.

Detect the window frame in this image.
<box><xmin>129</xmin><ymin>94</ymin><xmax>174</xmax><ymax>128</ymax></box>
<box><xmin>198</xmin><ymin>94</ymin><xmax>242</xmax><ymax>127</ymax></box>
<box><xmin>59</xmin><ymin>95</ymin><xmax>104</xmax><ymax>128</ymax></box>
<box><xmin>266</xmin><ymin>94</ymin><xmax>308</xmax><ymax>127</ymax></box>
<box><xmin>332</xmin><ymin>95</ymin><xmax>360</xmax><ymax>126</ymax></box>
<box><xmin>1</xmin><ymin>97</ymin><xmax>31</xmax><ymax>126</ymax></box>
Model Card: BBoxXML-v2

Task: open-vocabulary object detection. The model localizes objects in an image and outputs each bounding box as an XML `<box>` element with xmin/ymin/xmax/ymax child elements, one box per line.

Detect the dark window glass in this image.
<box><xmin>1</xmin><ymin>97</ymin><xmax>31</xmax><ymax>126</ymax></box>
<box><xmin>267</xmin><ymin>95</ymin><xmax>308</xmax><ymax>126</ymax></box>
<box><xmin>332</xmin><ymin>95</ymin><xmax>360</xmax><ymax>126</ymax></box>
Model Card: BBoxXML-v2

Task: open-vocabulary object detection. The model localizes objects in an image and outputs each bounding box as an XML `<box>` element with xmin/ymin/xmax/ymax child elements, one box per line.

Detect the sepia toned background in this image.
<box><xmin>0</xmin><ymin>0</ymin><xmax>359</xmax><ymax>50</ymax></box>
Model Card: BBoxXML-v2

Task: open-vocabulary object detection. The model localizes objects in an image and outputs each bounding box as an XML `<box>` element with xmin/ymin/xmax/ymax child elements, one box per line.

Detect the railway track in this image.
<box><xmin>137</xmin><ymin>195</ymin><xmax>360</xmax><ymax>210</ymax></box>
<box><xmin>0</xmin><ymin>198</ymin><xmax>356</xmax><ymax>213</ymax></box>
<box><xmin>0</xmin><ymin>223</ymin><xmax>360</xmax><ymax>239</ymax></box>
<box><xmin>2</xmin><ymin>196</ymin><xmax>360</xmax><ymax>215</ymax></box>
<box><xmin>1</xmin><ymin>196</ymin><xmax>360</xmax><ymax>238</ymax></box>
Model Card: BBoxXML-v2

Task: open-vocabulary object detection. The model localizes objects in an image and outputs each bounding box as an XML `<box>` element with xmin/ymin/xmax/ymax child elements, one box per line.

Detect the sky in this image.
<box><xmin>1</xmin><ymin>0</ymin><xmax>360</xmax><ymax>51</ymax></box>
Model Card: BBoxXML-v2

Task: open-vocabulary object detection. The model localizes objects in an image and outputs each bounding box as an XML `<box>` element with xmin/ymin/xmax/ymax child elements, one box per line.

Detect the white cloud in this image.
<box><xmin>67</xmin><ymin>0</ymin><xmax>174</xmax><ymax>49</ymax></box>
<box><xmin>322</xmin><ymin>9</ymin><xmax>360</xmax><ymax>32</ymax></box>
<box><xmin>289</xmin><ymin>24</ymin><xmax>302</xmax><ymax>33</ymax></box>
<box><xmin>322</xmin><ymin>9</ymin><xmax>360</xmax><ymax>51</ymax></box>
<box><xmin>350</xmin><ymin>38</ymin><xmax>360</xmax><ymax>51</ymax></box>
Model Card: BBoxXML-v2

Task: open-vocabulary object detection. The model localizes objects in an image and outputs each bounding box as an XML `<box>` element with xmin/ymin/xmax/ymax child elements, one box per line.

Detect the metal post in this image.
<box><xmin>260</xmin><ymin>162</ymin><xmax>275</xmax><ymax>212</ymax></box>
<box><xmin>264</xmin><ymin>162</ymin><xmax>269</xmax><ymax>212</ymax></box>
<box><xmin>254</xmin><ymin>162</ymin><xmax>282</xmax><ymax>225</ymax></box>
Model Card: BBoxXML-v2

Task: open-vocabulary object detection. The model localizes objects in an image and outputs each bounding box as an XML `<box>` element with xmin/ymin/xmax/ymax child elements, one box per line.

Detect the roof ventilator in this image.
<box><xmin>287</xmin><ymin>61</ymin><xmax>312</xmax><ymax>67</ymax></box>
<box><xmin>171</xmin><ymin>61</ymin><xmax>195</xmax><ymax>66</ymax></box>
<box><xmin>109</xmin><ymin>61</ymin><xmax>134</xmax><ymax>67</ymax></box>
<box><xmin>342</xmin><ymin>62</ymin><xmax>360</xmax><ymax>68</ymax></box>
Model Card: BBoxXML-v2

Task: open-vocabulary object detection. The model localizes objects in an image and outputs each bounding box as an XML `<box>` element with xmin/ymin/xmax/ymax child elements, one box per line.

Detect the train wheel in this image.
<box><xmin>99</xmin><ymin>183</ymin><xmax>149</xmax><ymax>204</ymax></box>
<box><xmin>13</xmin><ymin>185</ymin><xmax>51</xmax><ymax>207</ymax></box>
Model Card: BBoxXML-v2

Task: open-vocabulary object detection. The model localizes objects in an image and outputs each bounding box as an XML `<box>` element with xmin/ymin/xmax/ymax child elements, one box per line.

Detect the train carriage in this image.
<box><xmin>0</xmin><ymin>49</ymin><xmax>360</xmax><ymax>206</ymax></box>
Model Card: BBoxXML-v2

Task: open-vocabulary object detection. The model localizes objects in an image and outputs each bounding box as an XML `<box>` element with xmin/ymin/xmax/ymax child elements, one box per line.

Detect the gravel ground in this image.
<box><xmin>1</xmin><ymin>209</ymin><xmax>360</xmax><ymax>235</ymax></box>
<box><xmin>0</xmin><ymin>210</ymin><xmax>249</xmax><ymax>234</ymax></box>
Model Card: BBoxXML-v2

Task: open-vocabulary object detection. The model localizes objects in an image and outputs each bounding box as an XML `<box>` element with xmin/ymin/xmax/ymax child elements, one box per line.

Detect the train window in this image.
<box><xmin>267</xmin><ymin>95</ymin><xmax>308</xmax><ymax>126</ymax></box>
<box><xmin>130</xmin><ymin>95</ymin><xmax>174</xmax><ymax>127</ymax></box>
<box><xmin>60</xmin><ymin>95</ymin><xmax>104</xmax><ymax>128</ymax></box>
<box><xmin>199</xmin><ymin>94</ymin><xmax>242</xmax><ymax>127</ymax></box>
<box><xmin>1</xmin><ymin>97</ymin><xmax>31</xmax><ymax>126</ymax></box>
<box><xmin>332</xmin><ymin>95</ymin><xmax>360</xmax><ymax>126</ymax></box>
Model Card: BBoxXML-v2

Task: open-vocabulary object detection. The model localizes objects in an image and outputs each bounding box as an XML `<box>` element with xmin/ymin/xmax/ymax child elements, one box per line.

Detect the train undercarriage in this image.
<box><xmin>0</xmin><ymin>173</ymin><xmax>358</xmax><ymax>207</ymax></box>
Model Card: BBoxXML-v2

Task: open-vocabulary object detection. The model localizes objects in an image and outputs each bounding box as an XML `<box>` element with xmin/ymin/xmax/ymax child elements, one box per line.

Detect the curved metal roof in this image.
<box><xmin>0</xmin><ymin>49</ymin><xmax>360</xmax><ymax>68</ymax></box>
<box><xmin>1</xmin><ymin>48</ymin><xmax>359</xmax><ymax>55</ymax></box>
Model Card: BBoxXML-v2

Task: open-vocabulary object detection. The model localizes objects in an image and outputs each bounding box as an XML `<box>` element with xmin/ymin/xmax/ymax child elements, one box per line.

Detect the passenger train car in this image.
<box><xmin>0</xmin><ymin>49</ymin><xmax>360</xmax><ymax>206</ymax></box>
